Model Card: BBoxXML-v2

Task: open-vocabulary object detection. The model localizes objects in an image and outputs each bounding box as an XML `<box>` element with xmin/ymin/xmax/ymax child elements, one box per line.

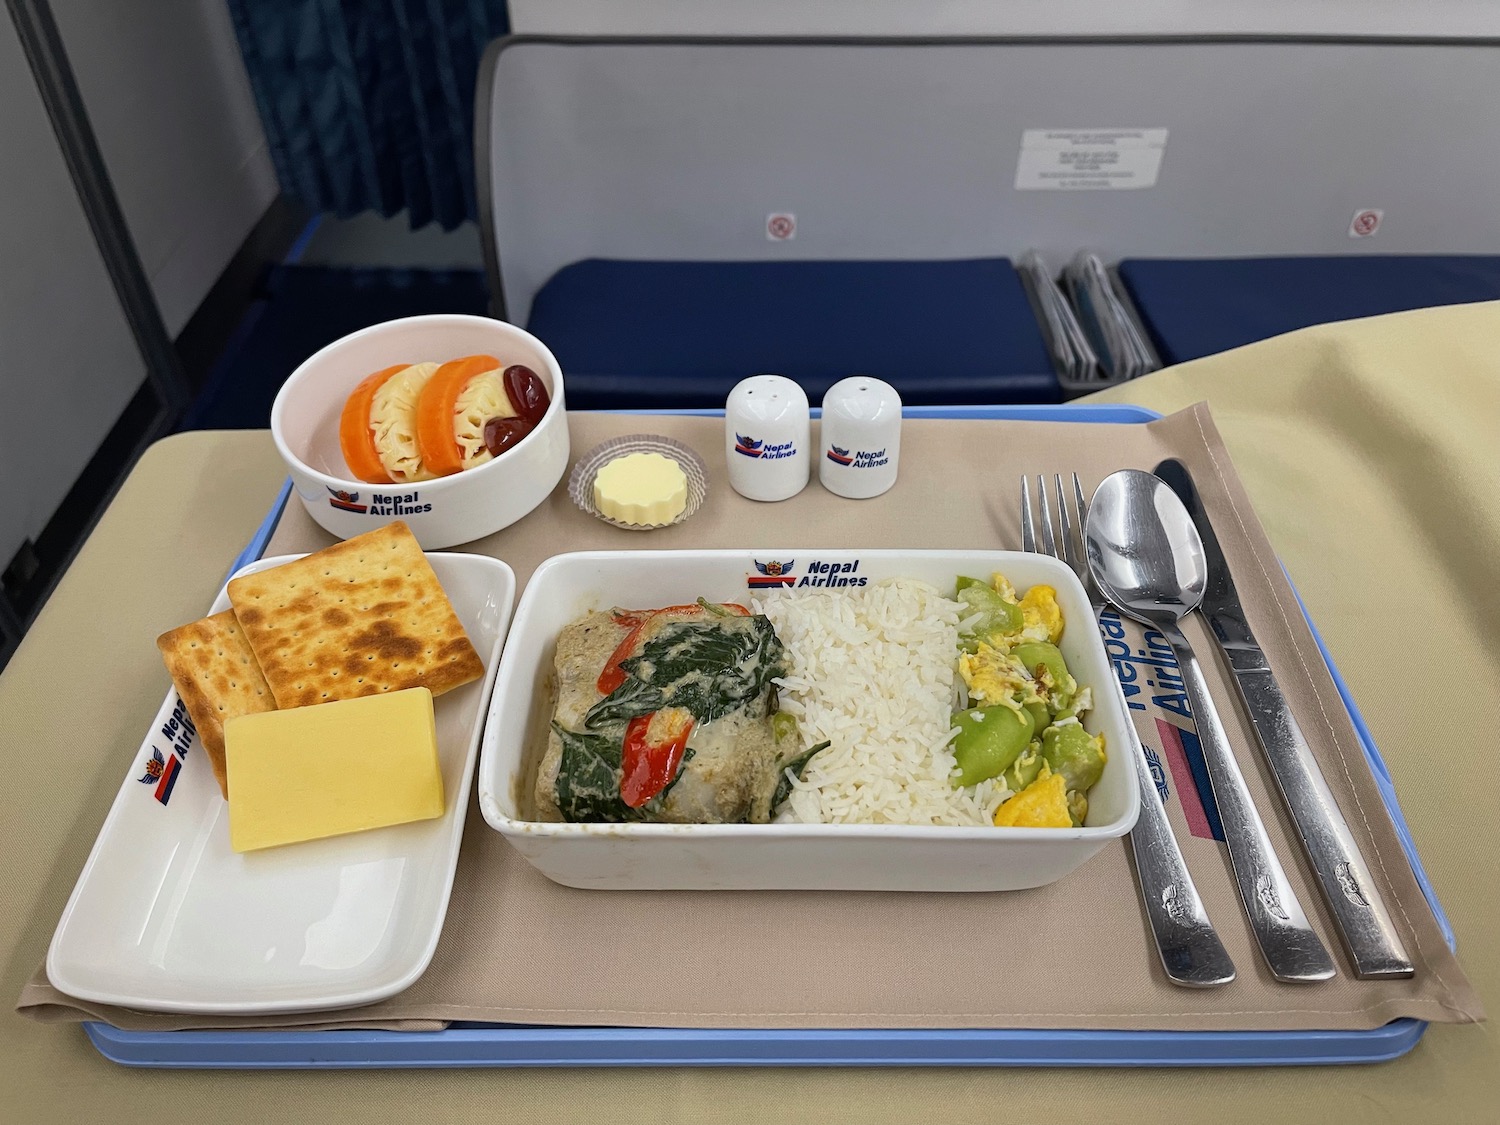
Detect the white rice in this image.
<box><xmin>754</xmin><ymin>577</ymin><xmax>1010</xmax><ymax>826</ymax></box>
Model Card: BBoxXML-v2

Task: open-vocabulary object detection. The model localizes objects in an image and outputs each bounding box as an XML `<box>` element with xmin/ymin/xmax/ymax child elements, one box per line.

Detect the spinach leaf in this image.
<box><xmin>581</xmin><ymin>675</ymin><xmax>663</xmax><ymax>730</ymax></box>
<box><xmin>585</xmin><ymin>615</ymin><xmax>786</xmax><ymax>729</ymax></box>
<box><xmin>771</xmin><ymin>740</ymin><xmax>831</xmax><ymax>812</ymax></box>
<box><xmin>550</xmin><ymin>721</ymin><xmax>642</xmax><ymax>822</ymax></box>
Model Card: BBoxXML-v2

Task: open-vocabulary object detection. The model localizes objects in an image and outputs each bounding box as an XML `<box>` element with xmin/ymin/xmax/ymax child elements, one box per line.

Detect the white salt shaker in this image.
<box><xmin>819</xmin><ymin>376</ymin><xmax>902</xmax><ymax>499</ymax></box>
<box><xmin>724</xmin><ymin>374</ymin><xmax>810</xmax><ymax>501</ymax></box>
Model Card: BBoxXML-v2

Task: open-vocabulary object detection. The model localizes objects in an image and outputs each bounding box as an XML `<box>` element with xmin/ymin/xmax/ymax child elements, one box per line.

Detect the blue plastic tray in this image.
<box><xmin>86</xmin><ymin>404</ymin><xmax>1451</xmax><ymax>1068</ymax></box>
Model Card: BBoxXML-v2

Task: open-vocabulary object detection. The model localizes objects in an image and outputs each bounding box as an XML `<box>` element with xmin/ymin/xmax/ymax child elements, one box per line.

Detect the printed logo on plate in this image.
<box><xmin>746</xmin><ymin>558</ymin><xmax>868</xmax><ymax>590</ymax></box>
<box><xmin>825</xmin><ymin>445</ymin><xmax>890</xmax><ymax>468</ymax></box>
<box><xmin>139</xmin><ymin>697</ymin><xmax>195</xmax><ymax>806</ymax></box>
<box><xmin>734</xmin><ymin>434</ymin><xmax>798</xmax><ymax>460</ymax></box>
<box><xmin>766</xmin><ymin>213</ymin><xmax>796</xmax><ymax>241</ymax></box>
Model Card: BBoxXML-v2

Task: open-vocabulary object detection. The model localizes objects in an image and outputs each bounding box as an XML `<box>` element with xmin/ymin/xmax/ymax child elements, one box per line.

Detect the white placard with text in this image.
<box><xmin>1015</xmin><ymin>128</ymin><xmax>1168</xmax><ymax>191</ymax></box>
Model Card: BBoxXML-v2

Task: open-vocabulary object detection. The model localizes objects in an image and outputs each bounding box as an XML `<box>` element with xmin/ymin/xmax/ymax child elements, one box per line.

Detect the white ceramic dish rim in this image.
<box><xmin>45</xmin><ymin>551</ymin><xmax>515</xmax><ymax>1015</ymax></box>
<box><xmin>268</xmin><ymin>313</ymin><xmax>566</xmax><ymax>495</ymax></box>
<box><xmin>482</xmin><ymin>548</ymin><xmax>1140</xmax><ymax>844</ymax></box>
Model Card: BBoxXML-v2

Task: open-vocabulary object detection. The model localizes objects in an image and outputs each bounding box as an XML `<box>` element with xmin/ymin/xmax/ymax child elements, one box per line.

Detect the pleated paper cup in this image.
<box><xmin>567</xmin><ymin>434</ymin><xmax>708</xmax><ymax>530</ymax></box>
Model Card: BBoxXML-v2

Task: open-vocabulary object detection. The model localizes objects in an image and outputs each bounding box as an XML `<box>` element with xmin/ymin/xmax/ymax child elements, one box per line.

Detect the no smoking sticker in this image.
<box><xmin>1349</xmin><ymin>208</ymin><xmax>1383</xmax><ymax>238</ymax></box>
<box><xmin>766</xmin><ymin>213</ymin><xmax>796</xmax><ymax>241</ymax></box>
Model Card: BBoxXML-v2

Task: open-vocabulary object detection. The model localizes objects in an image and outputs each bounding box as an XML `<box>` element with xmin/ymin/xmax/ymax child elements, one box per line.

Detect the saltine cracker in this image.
<box><xmin>226</xmin><ymin>522</ymin><xmax>483</xmax><ymax>709</ymax></box>
<box><xmin>156</xmin><ymin>610</ymin><xmax>276</xmax><ymax>798</ymax></box>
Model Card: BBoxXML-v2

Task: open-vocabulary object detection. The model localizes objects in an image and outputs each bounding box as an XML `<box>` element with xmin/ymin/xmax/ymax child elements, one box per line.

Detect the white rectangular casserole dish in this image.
<box><xmin>477</xmin><ymin>549</ymin><xmax>1138</xmax><ymax>891</ymax></box>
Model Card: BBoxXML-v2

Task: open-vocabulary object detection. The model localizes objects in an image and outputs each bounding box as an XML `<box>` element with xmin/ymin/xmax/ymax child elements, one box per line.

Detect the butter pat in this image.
<box><xmin>225</xmin><ymin>688</ymin><xmax>444</xmax><ymax>852</ymax></box>
<box><xmin>593</xmin><ymin>452</ymin><xmax>687</xmax><ymax>525</ymax></box>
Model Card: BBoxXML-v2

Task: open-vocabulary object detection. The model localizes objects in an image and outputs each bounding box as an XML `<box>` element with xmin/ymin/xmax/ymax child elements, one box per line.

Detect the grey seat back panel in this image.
<box><xmin>479</xmin><ymin>37</ymin><xmax>1500</xmax><ymax>325</ymax></box>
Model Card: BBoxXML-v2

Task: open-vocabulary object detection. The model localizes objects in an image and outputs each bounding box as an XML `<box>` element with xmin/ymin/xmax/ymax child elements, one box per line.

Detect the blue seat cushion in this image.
<box><xmin>1117</xmin><ymin>255</ymin><xmax>1500</xmax><ymax>366</ymax></box>
<box><xmin>523</xmin><ymin>258</ymin><xmax>1058</xmax><ymax>408</ymax></box>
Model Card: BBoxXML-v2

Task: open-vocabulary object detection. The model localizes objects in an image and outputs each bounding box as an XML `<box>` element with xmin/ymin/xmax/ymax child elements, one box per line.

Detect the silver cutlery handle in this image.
<box><xmin>1117</xmin><ymin>704</ymin><xmax>1237</xmax><ymax>987</ymax></box>
<box><xmin>1225</xmin><ymin>652</ymin><xmax>1413</xmax><ymax>978</ymax></box>
<box><xmin>1161</xmin><ymin>623</ymin><xmax>1337</xmax><ymax>983</ymax></box>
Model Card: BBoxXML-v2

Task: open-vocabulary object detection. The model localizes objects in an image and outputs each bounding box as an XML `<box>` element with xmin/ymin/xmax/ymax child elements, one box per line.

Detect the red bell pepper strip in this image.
<box><xmin>596</xmin><ymin>605</ymin><xmax>697</xmax><ymax>695</ymax></box>
<box><xmin>595</xmin><ymin>602</ymin><xmax>750</xmax><ymax>695</ymax></box>
<box><xmin>620</xmin><ymin>710</ymin><xmax>695</xmax><ymax>808</ymax></box>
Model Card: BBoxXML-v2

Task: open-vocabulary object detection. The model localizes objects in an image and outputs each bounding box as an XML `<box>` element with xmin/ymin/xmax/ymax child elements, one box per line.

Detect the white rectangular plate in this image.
<box><xmin>46</xmin><ymin>552</ymin><xmax>515</xmax><ymax>1015</ymax></box>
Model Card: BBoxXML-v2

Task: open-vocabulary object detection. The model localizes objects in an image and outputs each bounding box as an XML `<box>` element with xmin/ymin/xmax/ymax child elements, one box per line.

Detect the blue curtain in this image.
<box><xmin>227</xmin><ymin>0</ymin><xmax>509</xmax><ymax>230</ymax></box>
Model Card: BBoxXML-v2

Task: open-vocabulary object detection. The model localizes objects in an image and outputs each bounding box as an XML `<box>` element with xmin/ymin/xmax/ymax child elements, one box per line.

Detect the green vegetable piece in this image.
<box><xmin>1024</xmin><ymin>701</ymin><xmax>1051</xmax><ymax>738</ymax></box>
<box><xmin>696</xmin><ymin>597</ymin><xmax>743</xmax><ymax>617</ymax></box>
<box><xmin>951</xmin><ymin>705</ymin><xmax>1035</xmax><ymax>788</ymax></box>
<box><xmin>954</xmin><ymin>575</ymin><xmax>989</xmax><ymax>594</ymax></box>
<box><xmin>1013</xmin><ymin>641</ymin><xmax>1070</xmax><ymax>689</ymax></box>
<box><xmin>1053</xmin><ymin>697</ymin><xmax>1087</xmax><ymax>724</ymax></box>
<box><xmin>1003</xmin><ymin>745</ymin><xmax>1045</xmax><ymax>793</ymax></box>
<box><xmin>1041</xmin><ymin>723</ymin><xmax>1106</xmax><ymax>793</ymax></box>
<box><xmin>956</xmin><ymin>584</ymin><xmax>1025</xmax><ymax>652</ymax></box>
<box><xmin>1013</xmin><ymin>641</ymin><xmax>1077</xmax><ymax>711</ymax></box>
<box><xmin>771</xmin><ymin>740</ymin><xmax>831</xmax><ymax>812</ymax></box>
<box><xmin>772</xmin><ymin>711</ymin><xmax>799</xmax><ymax>744</ymax></box>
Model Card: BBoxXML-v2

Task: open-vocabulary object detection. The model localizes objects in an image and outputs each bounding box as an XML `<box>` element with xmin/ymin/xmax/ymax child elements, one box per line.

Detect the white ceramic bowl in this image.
<box><xmin>270</xmin><ymin>314</ymin><xmax>569</xmax><ymax>549</ymax></box>
<box><xmin>478</xmin><ymin>549</ymin><xmax>1140</xmax><ymax>892</ymax></box>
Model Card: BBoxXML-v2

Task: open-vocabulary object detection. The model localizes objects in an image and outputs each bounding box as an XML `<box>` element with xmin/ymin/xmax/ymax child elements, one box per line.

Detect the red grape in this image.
<box><xmin>503</xmin><ymin>364</ymin><xmax>551</xmax><ymax>424</ymax></box>
<box><xmin>483</xmin><ymin>415</ymin><xmax>533</xmax><ymax>457</ymax></box>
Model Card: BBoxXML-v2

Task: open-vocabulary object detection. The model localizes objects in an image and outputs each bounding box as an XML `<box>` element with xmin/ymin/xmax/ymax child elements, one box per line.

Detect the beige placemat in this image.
<box><xmin>18</xmin><ymin>404</ymin><xmax>1482</xmax><ymax>1033</ymax></box>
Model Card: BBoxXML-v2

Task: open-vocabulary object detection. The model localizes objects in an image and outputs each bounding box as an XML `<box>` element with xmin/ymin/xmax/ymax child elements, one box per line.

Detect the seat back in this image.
<box><xmin>477</xmin><ymin>36</ymin><xmax>1500</xmax><ymax>323</ymax></box>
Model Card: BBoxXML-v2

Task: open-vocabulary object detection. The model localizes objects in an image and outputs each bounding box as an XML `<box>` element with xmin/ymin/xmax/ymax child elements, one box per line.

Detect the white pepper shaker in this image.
<box><xmin>725</xmin><ymin>374</ymin><xmax>811</xmax><ymax>501</ymax></box>
<box><xmin>819</xmin><ymin>376</ymin><xmax>902</xmax><ymax>499</ymax></box>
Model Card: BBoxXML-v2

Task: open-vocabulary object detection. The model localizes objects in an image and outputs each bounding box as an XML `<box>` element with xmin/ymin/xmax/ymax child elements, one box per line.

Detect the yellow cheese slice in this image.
<box><xmin>225</xmin><ymin>687</ymin><xmax>444</xmax><ymax>853</ymax></box>
<box><xmin>593</xmin><ymin>452</ymin><xmax>688</xmax><ymax>525</ymax></box>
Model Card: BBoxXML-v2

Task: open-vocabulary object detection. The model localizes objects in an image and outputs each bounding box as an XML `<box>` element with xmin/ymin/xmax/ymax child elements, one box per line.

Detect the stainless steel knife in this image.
<box><xmin>1154</xmin><ymin>459</ymin><xmax>1414</xmax><ymax>980</ymax></box>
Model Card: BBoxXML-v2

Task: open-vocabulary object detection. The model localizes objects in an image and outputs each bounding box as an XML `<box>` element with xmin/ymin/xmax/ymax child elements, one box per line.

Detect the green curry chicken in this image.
<box><xmin>948</xmin><ymin>574</ymin><xmax>1107</xmax><ymax>827</ymax></box>
<box><xmin>535</xmin><ymin>599</ymin><xmax>815</xmax><ymax>823</ymax></box>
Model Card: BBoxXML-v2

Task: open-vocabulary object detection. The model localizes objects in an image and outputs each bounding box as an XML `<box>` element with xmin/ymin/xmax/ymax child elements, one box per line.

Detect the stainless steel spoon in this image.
<box><xmin>1085</xmin><ymin>470</ymin><xmax>1337</xmax><ymax>983</ymax></box>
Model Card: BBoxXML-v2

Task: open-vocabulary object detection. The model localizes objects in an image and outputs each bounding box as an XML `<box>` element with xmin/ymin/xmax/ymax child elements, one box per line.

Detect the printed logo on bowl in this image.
<box><xmin>825</xmin><ymin>444</ymin><xmax>890</xmax><ymax>468</ymax></box>
<box><xmin>734</xmin><ymin>433</ymin><xmax>798</xmax><ymax>460</ymax></box>
<box><xmin>747</xmin><ymin>557</ymin><xmax>867</xmax><ymax>590</ymax></box>
<box><xmin>327</xmin><ymin>487</ymin><xmax>368</xmax><ymax>513</ymax></box>
<box><xmin>327</xmin><ymin>486</ymin><xmax>433</xmax><ymax>516</ymax></box>
<box><xmin>139</xmin><ymin>697</ymin><xmax>194</xmax><ymax>805</ymax></box>
<box><xmin>766</xmin><ymin>212</ymin><xmax>796</xmax><ymax>241</ymax></box>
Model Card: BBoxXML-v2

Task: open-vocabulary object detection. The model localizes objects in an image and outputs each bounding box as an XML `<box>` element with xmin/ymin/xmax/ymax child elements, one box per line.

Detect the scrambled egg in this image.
<box><xmin>953</xmin><ymin>572</ymin><xmax>1098</xmax><ymax>830</ymax></box>
<box><xmin>993</xmin><ymin>766</ymin><xmax>1072</xmax><ymax>828</ymax></box>
<box><xmin>1017</xmin><ymin>584</ymin><xmax>1063</xmax><ymax>645</ymax></box>
<box><xmin>958</xmin><ymin>643</ymin><xmax>1040</xmax><ymax>711</ymax></box>
<box><xmin>991</xmin><ymin>573</ymin><xmax>1018</xmax><ymax>603</ymax></box>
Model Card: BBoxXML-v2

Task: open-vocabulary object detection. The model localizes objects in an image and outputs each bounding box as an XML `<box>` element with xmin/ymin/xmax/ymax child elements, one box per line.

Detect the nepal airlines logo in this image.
<box><xmin>734</xmin><ymin>434</ymin><xmax>798</xmax><ymax>460</ymax></box>
<box><xmin>327</xmin><ymin>487</ymin><xmax>368</xmax><ymax>513</ymax></box>
<box><xmin>748</xmin><ymin>559</ymin><xmax>797</xmax><ymax>588</ymax></box>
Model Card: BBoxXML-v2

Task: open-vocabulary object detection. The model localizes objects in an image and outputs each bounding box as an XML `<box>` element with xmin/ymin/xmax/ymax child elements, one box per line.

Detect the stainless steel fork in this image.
<box><xmin>1023</xmin><ymin>473</ymin><xmax>1237</xmax><ymax>987</ymax></box>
